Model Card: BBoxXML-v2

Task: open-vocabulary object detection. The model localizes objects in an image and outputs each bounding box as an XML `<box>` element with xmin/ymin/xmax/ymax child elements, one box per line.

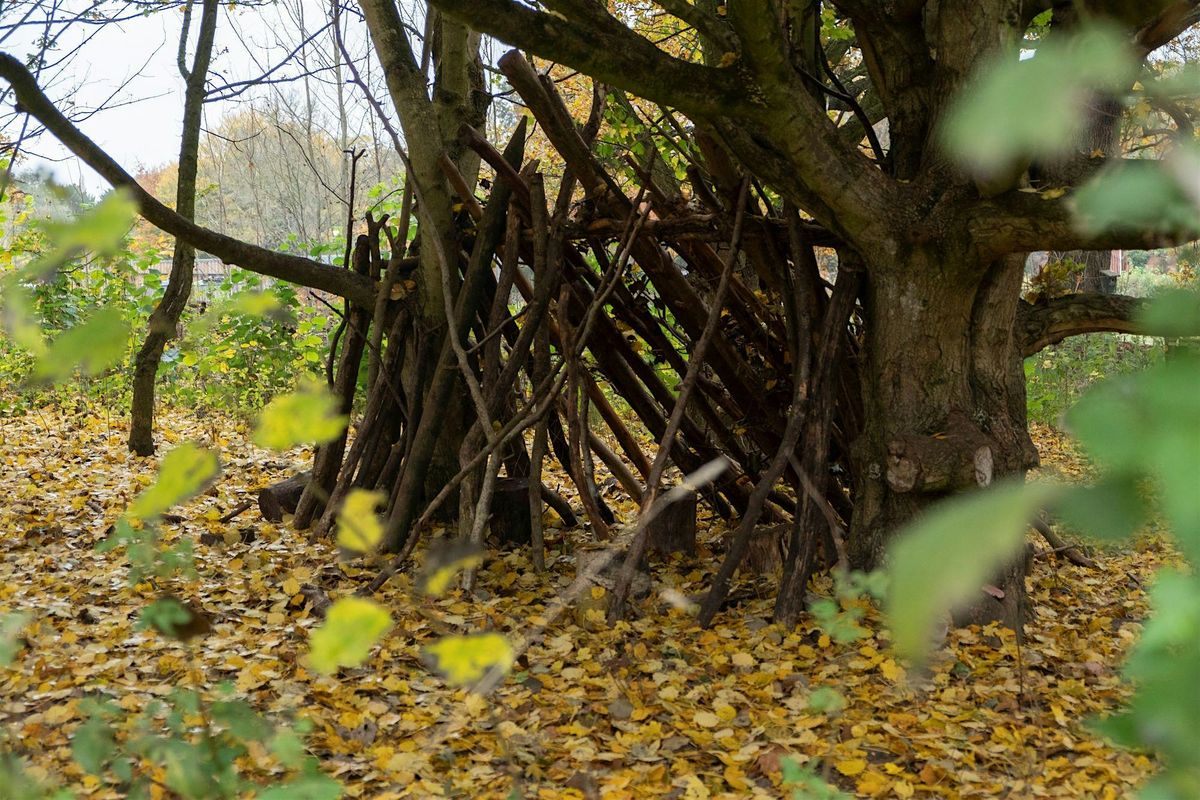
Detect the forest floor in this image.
<box><xmin>0</xmin><ymin>406</ymin><xmax>1179</xmax><ymax>798</ymax></box>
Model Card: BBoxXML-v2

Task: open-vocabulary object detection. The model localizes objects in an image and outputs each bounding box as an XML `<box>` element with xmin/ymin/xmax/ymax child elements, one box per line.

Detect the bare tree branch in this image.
<box><xmin>1136</xmin><ymin>0</ymin><xmax>1200</xmax><ymax>55</ymax></box>
<box><xmin>0</xmin><ymin>51</ymin><xmax>375</xmax><ymax>304</ymax></box>
<box><xmin>1014</xmin><ymin>292</ymin><xmax>1200</xmax><ymax>356</ymax></box>
<box><xmin>428</xmin><ymin>0</ymin><xmax>751</xmax><ymax>118</ymax></box>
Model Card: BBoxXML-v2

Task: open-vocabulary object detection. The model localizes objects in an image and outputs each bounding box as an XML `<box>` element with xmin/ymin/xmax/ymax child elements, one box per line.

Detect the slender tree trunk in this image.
<box><xmin>129</xmin><ymin>0</ymin><xmax>219</xmax><ymax>455</ymax></box>
<box><xmin>358</xmin><ymin>0</ymin><xmax>490</xmax><ymax>532</ymax></box>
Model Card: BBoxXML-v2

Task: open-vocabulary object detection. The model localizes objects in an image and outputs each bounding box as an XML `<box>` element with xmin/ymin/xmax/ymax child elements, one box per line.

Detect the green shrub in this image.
<box><xmin>1025</xmin><ymin>333</ymin><xmax>1164</xmax><ymax>427</ymax></box>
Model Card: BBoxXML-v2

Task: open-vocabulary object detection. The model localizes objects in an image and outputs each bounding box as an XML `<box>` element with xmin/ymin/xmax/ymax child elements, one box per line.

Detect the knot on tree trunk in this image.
<box><xmin>886</xmin><ymin>411</ymin><xmax>995</xmax><ymax>494</ymax></box>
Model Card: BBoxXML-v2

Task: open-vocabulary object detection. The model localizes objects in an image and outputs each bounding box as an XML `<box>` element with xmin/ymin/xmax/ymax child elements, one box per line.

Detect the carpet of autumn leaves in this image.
<box><xmin>0</xmin><ymin>407</ymin><xmax>1180</xmax><ymax>798</ymax></box>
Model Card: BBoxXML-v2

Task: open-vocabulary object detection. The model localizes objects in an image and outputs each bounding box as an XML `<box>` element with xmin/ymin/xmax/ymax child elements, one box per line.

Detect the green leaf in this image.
<box><xmin>1092</xmin><ymin>571</ymin><xmax>1200</xmax><ymax>779</ymax></box>
<box><xmin>128</xmin><ymin>443</ymin><xmax>219</xmax><ymax>520</ymax></box>
<box><xmin>1073</xmin><ymin>161</ymin><xmax>1200</xmax><ymax>238</ymax></box>
<box><xmin>422</xmin><ymin>632</ymin><xmax>514</xmax><ymax>687</ymax></box>
<box><xmin>1030</xmin><ymin>9</ymin><xmax>1053</xmax><ymax>29</ymax></box>
<box><xmin>211</xmin><ymin>700</ymin><xmax>273</xmax><ymax>743</ymax></box>
<box><xmin>257</xmin><ymin>773</ymin><xmax>342</xmax><ymax>800</ymax></box>
<box><xmin>887</xmin><ymin>481</ymin><xmax>1062</xmax><ymax>663</ymax></box>
<box><xmin>1138</xmin><ymin>288</ymin><xmax>1200</xmax><ymax>338</ymax></box>
<box><xmin>780</xmin><ymin>755</ymin><xmax>850</xmax><ymax>800</ymax></box>
<box><xmin>334</xmin><ymin>490</ymin><xmax>385</xmax><ymax>553</ymax></box>
<box><xmin>1067</xmin><ymin>376</ymin><xmax>1143</xmax><ymax>472</ymax></box>
<box><xmin>31</xmin><ymin>308</ymin><xmax>130</xmax><ymax>385</ymax></box>
<box><xmin>25</xmin><ymin>189</ymin><xmax>138</xmax><ymax>277</ymax></box>
<box><xmin>194</xmin><ymin>291</ymin><xmax>287</xmax><ymax>333</ymax></box>
<box><xmin>0</xmin><ymin>612</ymin><xmax>30</xmax><ymax>666</ymax></box>
<box><xmin>1069</xmin><ymin>358</ymin><xmax>1200</xmax><ymax>558</ymax></box>
<box><xmin>0</xmin><ymin>752</ymin><xmax>63</xmax><ymax>800</ymax></box>
<box><xmin>158</xmin><ymin>740</ymin><xmax>216</xmax><ymax>798</ymax></box>
<box><xmin>52</xmin><ymin>190</ymin><xmax>138</xmax><ymax>252</ymax></box>
<box><xmin>254</xmin><ymin>386</ymin><xmax>347</xmax><ymax>450</ymax></box>
<box><xmin>72</xmin><ymin>717</ymin><xmax>116</xmax><ymax>775</ymax></box>
<box><xmin>1134</xmin><ymin>572</ymin><xmax>1200</xmax><ymax>659</ymax></box>
<box><xmin>1055</xmin><ymin>477</ymin><xmax>1147</xmax><ymax>542</ymax></box>
<box><xmin>942</xmin><ymin>25</ymin><xmax>1136</xmax><ymax>176</ymax></box>
<box><xmin>226</xmin><ymin>291</ymin><xmax>282</xmax><ymax>316</ymax></box>
<box><xmin>417</xmin><ymin>538</ymin><xmax>485</xmax><ymax>597</ymax></box>
<box><xmin>307</xmin><ymin>598</ymin><xmax>392</xmax><ymax>675</ymax></box>
<box><xmin>268</xmin><ymin>730</ymin><xmax>308</xmax><ymax>769</ymax></box>
<box><xmin>0</xmin><ymin>282</ymin><xmax>46</xmax><ymax>357</ymax></box>
<box><xmin>138</xmin><ymin>598</ymin><xmax>192</xmax><ymax>639</ymax></box>
<box><xmin>807</xmin><ymin>687</ymin><xmax>847</xmax><ymax>714</ymax></box>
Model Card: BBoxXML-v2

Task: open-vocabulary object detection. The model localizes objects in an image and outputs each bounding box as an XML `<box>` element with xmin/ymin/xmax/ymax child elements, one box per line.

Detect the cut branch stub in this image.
<box><xmin>489</xmin><ymin>477</ymin><xmax>579</xmax><ymax>546</ymax></box>
<box><xmin>885</xmin><ymin>413</ymin><xmax>995</xmax><ymax>494</ymax></box>
<box><xmin>647</xmin><ymin>491</ymin><xmax>697</xmax><ymax>557</ymax></box>
<box><xmin>258</xmin><ymin>472</ymin><xmax>311</xmax><ymax>523</ymax></box>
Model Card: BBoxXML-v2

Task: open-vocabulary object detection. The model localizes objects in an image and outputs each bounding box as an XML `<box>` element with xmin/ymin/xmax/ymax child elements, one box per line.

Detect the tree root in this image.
<box><xmin>1033</xmin><ymin>517</ymin><xmax>1097</xmax><ymax>569</ymax></box>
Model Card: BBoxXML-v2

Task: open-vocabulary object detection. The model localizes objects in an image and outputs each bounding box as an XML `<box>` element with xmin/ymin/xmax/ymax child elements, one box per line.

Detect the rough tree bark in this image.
<box><xmin>358</xmin><ymin>0</ymin><xmax>490</xmax><ymax>533</ymax></box>
<box><xmin>1039</xmin><ymin>93</ymin><xmax>1124</xmax><ymax>295</ymax></box>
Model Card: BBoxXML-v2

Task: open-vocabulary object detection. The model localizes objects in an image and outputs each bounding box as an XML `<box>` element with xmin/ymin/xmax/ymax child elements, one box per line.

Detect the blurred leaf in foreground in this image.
<box><xmin>335</xmin><ymin>490</ymin><xmax>385</xmax><ymax>553</ymax></box>
<box><xmin>887</xmin><ymin>481</ymin><xmax>1062</xmax><ymax>663</ymax></box>
<box><xmin>31</xmin><ymin>307</ymin><xmax>130</xmax><ymax>385</ymax></box>
<box><xmin>307</xmin><ymin>598</ymin><xmax>391</xmax><ymax>675</ymax></box>
<box><xmin>422</xmin><ymin>632</ymin><xmax>513</xmax><ymax>688</ymax></box>
<box><xmin>942</xmin><ymin>25</ymin><xmax>1136</xmax><ymax>177</ymax></box>
<box><xmin>128</xmin><ymin>443</ymin><xmax>220</xmax><ymax>520</ymax></box>
<box><xmin>254</xmin><ymin>385</ymin><xmax>347</xmax><ymax>451</ymax></box>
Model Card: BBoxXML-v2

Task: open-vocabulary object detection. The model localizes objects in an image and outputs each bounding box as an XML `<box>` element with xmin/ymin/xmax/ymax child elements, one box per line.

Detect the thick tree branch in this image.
<box><xmin>651</xmin><ymin>0</ymin><xmax>738</xmax><ymax>52</ymax></box>
<box><xmin>1013</xmin><ymin>292</ymin><xmax>1200</xmax><ymax>356</ymax></box>
<box><xmin>439</xmin><ymin>2</ymin><xmax>898</xmax><ymax>251</ymax></box>
<box><xmin>428</xmin><ymin>0</ymin><xmax>751</xmax><ymax>118</ymax></box>
<box><xmin>1079</xmin><ymin>0</ymin><xmax>1180</xmax><ymax>28</ymax></box>
<box><xmin>825</xmin><ymin>0</ymin><xmax>887</xmax><ymax>25</ymax></box>
<box><xmin>1018</xmin><ymin>293</ymin><xmax>1140</xmax><ymax>357</ymax></box>
<box><xmin>1135</xmin><ymin>1</ymin><xmax>1200</xmax><ymax>55</ymax></box>
<box><xmin>0</xmin><ymin>51</ymin><xmax>374</xmax><ymax>306</ymax></box>
<box><xmin>969</xmin><ymin>184</ymin><xmax>1200</xmax><ymax>258</ymax></box>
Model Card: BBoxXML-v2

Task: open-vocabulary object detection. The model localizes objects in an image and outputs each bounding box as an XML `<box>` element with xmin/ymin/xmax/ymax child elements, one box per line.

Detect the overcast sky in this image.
<box><xmin>5</xmin><ymin>0</ymin><xmax>373</xmax><ymax>196</ymax></box>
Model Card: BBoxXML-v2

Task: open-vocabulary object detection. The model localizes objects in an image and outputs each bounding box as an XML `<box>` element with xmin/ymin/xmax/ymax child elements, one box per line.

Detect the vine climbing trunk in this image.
<box><xmin>128</xmin><ymin>0</ymin><xmax>219</xmax><ymax>455</ymax></box>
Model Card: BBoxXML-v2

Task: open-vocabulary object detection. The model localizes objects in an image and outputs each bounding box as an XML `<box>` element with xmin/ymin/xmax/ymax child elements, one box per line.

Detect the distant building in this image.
<box><xmin>1109</xmin><ymin>250</ymin><xmax>1126</xmax><ymax>275</ymax></box>
<box><xmin>147</xmin><ymin>255</ymin><xmax>232</xmax><ymax>293</ymax></box>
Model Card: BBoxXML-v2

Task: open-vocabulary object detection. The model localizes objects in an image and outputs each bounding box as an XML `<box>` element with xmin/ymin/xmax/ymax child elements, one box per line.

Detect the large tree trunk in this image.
<box><xmin>848</xmin><ymin>251</ymin><xmax>1038</xmax><ymax>627</ymax></box>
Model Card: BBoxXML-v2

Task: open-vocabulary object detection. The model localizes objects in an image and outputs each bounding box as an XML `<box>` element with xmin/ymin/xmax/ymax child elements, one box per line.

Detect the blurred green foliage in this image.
<box><xmin>0</xmin><ymin>177</ymin><xmax>341</xmax><ymax>417</ymax></box>
<box><xmin>897</xmin><ymin>19</ymin><xmax>1200</xmax><ymax>798</ymax></box>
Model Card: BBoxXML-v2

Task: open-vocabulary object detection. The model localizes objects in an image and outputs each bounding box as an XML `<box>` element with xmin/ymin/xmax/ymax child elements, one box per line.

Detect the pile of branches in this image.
<box><xmin>285</xmin><ymin>52</ymin><xmax>863</xmax><ymax>626</ymax></box>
